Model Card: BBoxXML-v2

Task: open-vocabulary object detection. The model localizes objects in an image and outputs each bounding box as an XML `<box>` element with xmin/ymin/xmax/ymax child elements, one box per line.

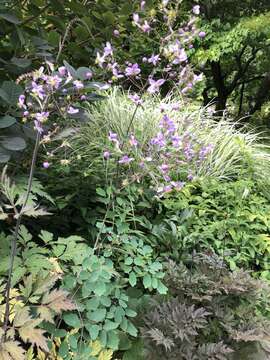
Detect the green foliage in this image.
<box><xmin>142</xmin><ymin>253</ymin><xmax>270</xmax><ymax>359</ymax></box>
<box><xmin>153</xmin><ymin>178</ymin><xmax>270</xmax><ymax>279</ymax></box>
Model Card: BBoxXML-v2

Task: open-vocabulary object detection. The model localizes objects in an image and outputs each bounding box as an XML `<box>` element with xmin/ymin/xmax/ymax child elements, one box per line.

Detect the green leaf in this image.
<box><xmin>0</xmin><ymin>147</ymin><xmax>11</xmax><ymax>163</ymax></box>
<box><xmin>103</xmin><ymin>320</ymin><xmax>119</xmax><ymax>331</ymax></box>
<box><xmin>107</xmin><ymin>330</ymin><xmax>120</xmax><ymax>350</ymax></box>
<box><xmin>85</xmin><ymin>324</ymin><xmax>100</xmax><ymax>340</ymax></box>
<box><xmin>1</xmin><ymin>137</ymin><xmax>26</xmax><ymax>151</ymax></box>
<box><xmin>88</xmin><ymin>308</ymin><xmax>106</xmax><ymax>322</ymax></box>
<box><xmin>126</xmin><ymin>322</ymin><xmax>138</xmax><ymax>337</ymax></box>
<box><xmin>143</xmin><ymin>274</ymin><xmax>151</xmax><ymax>289</ymax></box>
<box><xmin>129</xmin><ymin>271</ymin><xmax>137</xmax><ymax>287</ymax></box>
<box><xmin>94</xmin><ymin>282</ymin><xmax>106</xmax><ymax>296</ymax></box>
<box><xmin>59</xmin><ymin>340</ymin><xmax>69</xmax><ymax>357</ymax></box>
<box><xmin>157</xmin><ymin>281</ymin><xmax>168</xmax><ymax>295</ymax></box>
<box><xmin>0</xmin><ymin>115</ymin><xmax>16</xmax><ymax>128</ymax></box>
<box><xmin>63</xmin><ymin>313</ymin><xmax>81</xmax><ymax>328</ymax></box>
<box><xmin>96</xmin><ymin>187</ymin><xmax>106</xmax><ymax>197</ymax></box>
<box><xmin>1</xmin><ymin>81</ymin><xmax>23</xmax><ymax>105</ymax></box>
<box><xmin>0</xmin><ymin>12</ymin><xmax>21</xmax><ymax>24</ymax></box>
<box><xmin>86</xmin><ymin>298</ymin><xmax>100</xmax><ymax>311</ymax></box>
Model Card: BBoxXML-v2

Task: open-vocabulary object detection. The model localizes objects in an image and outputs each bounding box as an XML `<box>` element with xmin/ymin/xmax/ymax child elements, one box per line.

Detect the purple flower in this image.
<box><xmin>140</xmin><ymin>1</ymin><xmax>146</xmax><ymax>10</ymax></box>
<box><xmin>125</xmin><ymin>63</ymin><xmax>141</xmax><ymax>77</ymax></box>
<box><xmin>198</xmin><ymin>31</ymin><xmax>206</xmax><ymax>38</ymax></box>
<box><xmin>133</xmin><ymin>13</ymin><xmax>140</xmax><ymax>24</ymax></box>
<box><xmin>103</xmin><ymin>151</ymin><xmax>111</xmax><ymax>159</ymax></box>
<box><xmin>73</xmin><ymin>80</ymin><xmax>84</xmax><ymax>89</ymax></box>
<box><xmin>43</xmin><ymin>161</ymin><xmax>50</xmax><ymax>169</ymax></box>
<box><xmin>193</xmin><ymin>73</ymin><xmax>204</xmax><ymax>82</ymax></box>
<box><xmin>163</xmin><ymin>175</ymin><xmax>171</xmax><ymax>182</ymax></box>
<box><xmin>148</xmin><ymin>54</ymin><xmax>160</xmax><ymax>66</ymax></box>
<box><xmin>128</xmin><ymin>94</ymin><xmax>143</xmax><ymax>106</ymax></box>
<box><xmin>171</xmin><ymin>135</ymin><xmax>181</xmax><ymax>147</ymax></box>
<box><xmin>104</xmin><ymin>42</ymin><xmax>113</xmax><ymax>57</ymax></box>
<box><xmin>47</xmin><ymin>75</ymin><xmax>62</xmax><ymax>89</ymax></box>
<box><xmin>108</xmin><ymin>131</ymin><xmax>118</xmax><ymax>142</ymax></box>
<box><xmin>171</xmin><ymin>181</ymin><xmax>185</xmax><ymax>190</ymax></box>
<box><xmin>147</xmin><ymin>78</ymin><xmax>165</xmax><ymax>94</ymax></box>
<box><xmin>172</xmin><ymin>48</ymin><xmax>188</xmax><ymax>64</ymax></box>
<box><xmin>113</xmin><ymin>29</ymin><xmax>120</xmax><ymax>37</ymax></box>
<box><xmin>18</xmin><ymin>94</ymin><xmax>25</xmax><ymax>108</ymax></box>
<box><xmin>86</xmin><ymin>71</ymin><xmax>93</xmax><ymax>79</ymax></box>
<box><xmin>96</xmin><ymin>52</ymin><xmax>106</xmax><ymax>67</ymax></box>
<box><xmin>184</xmin><ymin>142</ymin><xmax>195</xmax><ymax>160</ymax></box>
<box><xmin>159</xmin><ymin>114</ymin><xmax>176</xmax><ymax>133</ymax></box>
<box><xmin>58</xmin><ymin>66</ymin><xmax>66</xmax><ymax>76</ymax></box>
<box><xmin>141</xmin><ymin>20</ymin><xmax>151</xmax><ymax>33</ymax></box>
<box><xmin>34</xmin><ymin>120</ymin><xmax>43</xmax><ymax>134</ymax></box>
<box><xmin>129</xmin><ymin>135</ymin><xmax>138</xmax><ymax>147</ymax></box>
<box><xmin>67</xmin><ymin>106</ymin><xmax>79</xmax><ymax>114</ymax></box>
<box><xmin>150</xmin><ymin>132</ymin><xmax>166</xmax><ymax>147</ymax></box>
<box><xmin>35</xmin><ymin>111</ymin><xmax>49</xmax><ymax>123</ymax></box>
<box><xmin>193</xmin><ymin>5</ymin><xmax>200</xmax><ymax>15</ymax></box>
<box><xmin>31</xmin><ymin>81</ymin><xmax>45</xmax><ymax>100</ymax></box>
<box><xmin>118</xmin><ymin>155</ymin><xmax>134</xmax><ymax>164</ymax></box>
<box><xmin>199</xmin><ymin>144</ymin><xmax>213</xmax><ymax>161</ymax></box>
<box><xmin>80</xmin><ymin>95</ymin><xmax>87</xmax><ymax>100</ymax></box>
<box><xmin>23</xmin><ymin>110</ymin><xmax>29</xmax><ymax>117</ymax></box>
<box><xmin>159</xmin><ymin>163</ymin><xmax>169</xmax><ymax>174</ymax></box>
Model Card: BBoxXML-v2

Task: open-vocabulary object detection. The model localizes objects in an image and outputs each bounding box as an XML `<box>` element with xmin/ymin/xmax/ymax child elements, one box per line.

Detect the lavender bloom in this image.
<box><xmin>104</xmin><ymin>42</ymin><xmax>113</xmax><ymax>57</ymax></box>
<box><xmin>43</xmin><ymin>161</ymin><xmax>50</xmax><ymax>169</ymax></box>
<box><xmin>47</xmin><ymin>75</ymin><xmax>62</xmax><ymax>89</ymax></box>
<box><xmin>73</xmin><ymin>80</ymin><xmax>84</xmax><ymax>89</ymax></box>
<box><xmin>23</xmin><ymin>110</ymin><xmax>29</xmax><ymax>117</ymax></box>
<box><xmin>159</xmin><ymin>163</ymin><xmax>169</xmax><ymax>174</ymax></box>
<box><xmin>171</xmin><ymin>135</ymin><xmax>181</xmax><ymax>147</ymax></box>
<box><xmin>103</xmin><ymin>151</ymin><xmax>111</xmax><ymax>159</ymax></box>
<box><xmin>198</xmin><ymin>31</ymin><xmax>206</xmax><ymax>38</ymax></box>
<box><xmin>159</xmin><ymin>114</ymin><xmax>176</xmax><ymax>133</ymax></box>
<box><xmin>187</xmin><ymin>172</ymin><xmax>194</xmax><ymax>181</ymax></box>
<box><xmin>141</xmin><ymin>20</ymin><xmax>151</xmax><ymax>33</ymax></box>
<box><xmin>148</xmin><ymin>54</ymin><xmax>160</xmax><ymax>66</ymax></box>
<box><xmin>58</xmin><ymin>66</ymin><xmax>66</xmax><ymax>76</ymax></box>
<box><xmin>108</xmin><ymin>131</ymin><xmax>118</xmax><ymax>142</ymax></box>
<box><xmin>171</xmin><ymin>181</ymin><xmax>185</xmax><ymax>190</ymax></box>
<box><xmin>133</xmin><ymin>13</ymin><xmax>140</xmax><ymax>24</ymax></box>
<box><xmin>172</xmin><ymin>48</ymin><xmax>188</xmax><ymax>64</ymax></box>
<box><xmin>31</xmin><ymin>81</ymin><xmax>45</xmax><ymax>100</ymax></box>
<box><xmin>80</xmin><ymin>95</ymin><xmax>87</xmax><ymax>100</ymax></box>
<box><xmin>147</xmin><ymin>78</ymin><xmax>165</xmax><ymax>94</ymax></box>
<box><xmin>67</xmin><ymin>106</ymin><xmax>79</xmax><ymax>114</ymax></box>
<box><xmin>150</xmin><ymin>132</ymin><xmax>166</xmax><ymax>147</ymax></box>
<box><xmin>118</xmin><ymin>155</ymin><xmax>134</xmax><ymax>164</ymax></box>
<box><xmin>184</xmin><ymin>142</ymin><xmax>195</xmax><ymax>160</ymax></box>
<box><xmin>128</xmin><ymin>94</ymin><xmax>143</xmax><ymax>106</ymax></box>
<box><xmin>113</xmin><ymin>29</ymin><xmax>120</xmax><ymax>37</ymax></box>
<box><xmin>129</xmin><ymin>135</ymin><xmax>138</xmax><ymax>147</ymax></box>
<box><xmin>34</xmin><ymin>120</ymin><xmax>43</xmax><ymax>134</ymax></box>
<box><xmin>18</xmin><ymin>95</ymin><xmax>26</xmax><ymax>108</ymax></box>
<box><xmin>141</xmin><ymin>1</ymin><xmax>146</xmax><ymax>10</ymax></box>
<box><xmin>163</xmin><ymin>175</ymin><xmax>171</xmax><ymax>182</ymax></box>
<box><xmin>193</xmin><ymin>5</ymin><xmax>200</xmax><ymax>15</ymax></box>
<box><xmin>125</xmin><ymin>63</ymin><xmax>141</xmax><ymax>77</ymax></box>
<box><xmin>35</xmin><ymin>112</ymin><xmax>49</xmax><ymax>123</ymax></box>
<box><xmin>86</xmin><ymin>71</ymin><xmax>93</xmax><ymax>79</ymax></box>
<box><xmin>199</xmin><ymin>144</ymin><xmax>213</xmax><ymax>161</ymax></box>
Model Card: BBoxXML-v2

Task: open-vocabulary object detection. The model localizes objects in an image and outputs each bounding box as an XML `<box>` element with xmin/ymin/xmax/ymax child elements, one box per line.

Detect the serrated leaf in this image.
<box><xmin>42</xmin><ymin>289</ymin><xmax>76</xmax><ymax>313</ymax></box>
<box><xmin>85</xmin><ymin>324</ymin><xmax>100</xmax><ymax>340</ymax></box>
<box><xmin>37</xmin><ymin>305</ymin><xmax>54</xmax><ymax>323</ymax></box>
<box><xmin>13</xmin><ymin>307</ymin><xmax>32</xmax><ymax>327</ymax></box>
<box><xmin>98</xmin><ymin>349</ymin><xmax>113</xmax><ymax>360</ymax></box>
<box><xmin>19</xmin><ymin>320</ymin><xmax>49</xmax><ymax>352</ymax></box>
<box><xmin>88</xmin><ymin>308</ymin><xmax>106</xmax><ymax>322</ymax></box>
<box><xmin>2</xmin><ymin>341</ymin><xmax>25</xmax><ymax>360</ymax></box>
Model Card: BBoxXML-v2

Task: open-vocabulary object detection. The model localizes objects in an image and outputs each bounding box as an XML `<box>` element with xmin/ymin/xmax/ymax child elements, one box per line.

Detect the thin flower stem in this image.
<box><xmin>1</xmin><ymin>132</ymin><xmax>40</xmax><ymax>342</ymax></box>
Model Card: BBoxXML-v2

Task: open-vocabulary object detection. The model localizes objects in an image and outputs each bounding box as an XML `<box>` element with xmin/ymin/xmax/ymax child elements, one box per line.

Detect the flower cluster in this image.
<box><xmin>103</xmin><ymin>102</ymin><xmax>214</xmax><ymax>197</ymax></box>
<box><xmin>95</xmin><ymin>1</ymin><xmax>205</xmax><ymax>95</ymax></box>
<box><xmin>17</xmin><ymin>62</ymin><xmax>103</xmax><ymax>168</ymax></box>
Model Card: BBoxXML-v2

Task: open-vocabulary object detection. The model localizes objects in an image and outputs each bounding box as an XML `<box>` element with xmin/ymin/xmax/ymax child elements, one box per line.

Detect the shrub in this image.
<box><xmin>141</xmin><ymin>253</ymin><xmax>270</xmax><ymax>359</ymax></box>
<box><xmin>150</xmin><ymin>178</ymin><xmax>270</xmax><ymax>279</ymax></box>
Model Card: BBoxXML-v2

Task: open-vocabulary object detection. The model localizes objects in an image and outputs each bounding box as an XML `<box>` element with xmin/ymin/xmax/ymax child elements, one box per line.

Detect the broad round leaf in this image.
<box><xmin>1</xmin><ymin>136</ymin><xmax>26</xmax><ymax>151</ymax></box>
<box><xmin>0</xmin><ymin>147</ymin><xmax>11</xmax><ymax>163</ymax></box>
<box><xmin>0</xmin><ymin>115</ymin><xmax>16</xmax><ymax>129</ymax></box>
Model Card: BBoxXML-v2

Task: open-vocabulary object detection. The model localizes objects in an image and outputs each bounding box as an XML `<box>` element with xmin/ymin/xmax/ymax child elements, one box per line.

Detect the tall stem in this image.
<box><xmin>1</xmin><ymin>132</ymin><xmax>40</xmax><ymax>342</ymax></box>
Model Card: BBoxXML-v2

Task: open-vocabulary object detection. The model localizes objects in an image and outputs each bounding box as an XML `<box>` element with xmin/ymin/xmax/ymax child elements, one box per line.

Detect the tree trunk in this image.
<box><xmin>210</xmin><ymin>61</ymin><xmax>228</xmax><ymax>114</ymax></box>
<box><xmin>250</xmin><ymin>72</ymin><xmax>270</xmax><ymax>114</ymax></box>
